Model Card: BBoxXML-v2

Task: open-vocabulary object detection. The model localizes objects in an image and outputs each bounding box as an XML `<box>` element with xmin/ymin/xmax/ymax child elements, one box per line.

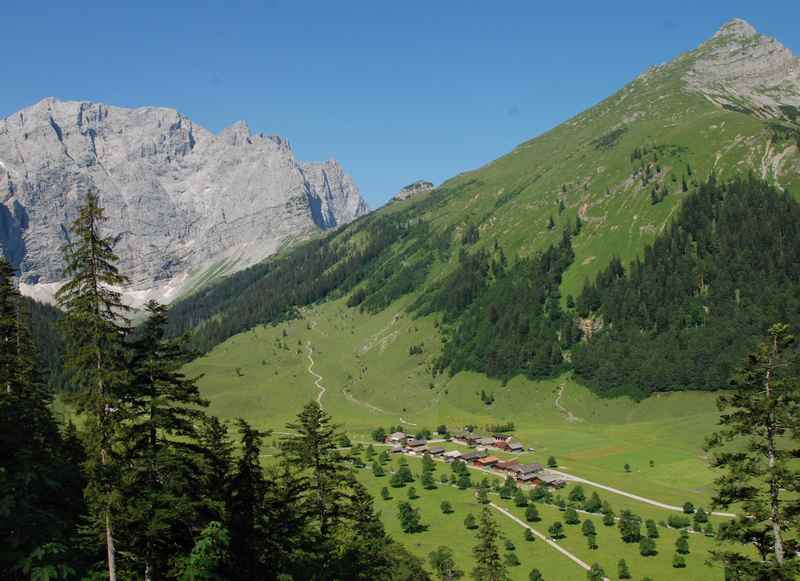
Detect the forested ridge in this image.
<box><xmin>163</xmin><ymin>174</ymin><xmax>800</xmax><ymax>397</ymax></box>
<box><xmin>573</xmin><ymin>175</ymin><xmax>800</xmax><ymax>395</ymax></box>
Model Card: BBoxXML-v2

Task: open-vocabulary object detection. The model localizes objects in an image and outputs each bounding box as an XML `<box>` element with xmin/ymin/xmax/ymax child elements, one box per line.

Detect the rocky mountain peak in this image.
<box><xmin>712</xmin><ymin>18</ymin><xmax>758</xmax><ymax>40</ymax></box>
<box><xmin>0</xmin><ymin>98</ymin><xmax>368</xmax><ymax>305</ymax></box>
<box><xmin>684</xmin><ymin>19</ymin><xmax>800</xmax><ymax>114</ymax></box>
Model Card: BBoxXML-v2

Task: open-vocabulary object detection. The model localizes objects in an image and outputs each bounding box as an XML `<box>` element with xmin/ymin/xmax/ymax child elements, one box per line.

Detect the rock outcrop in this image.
<box><xmin>0</xmin><ymin>98</ymin><xmax>368</xmax><ymax>304</ymax></box>
<box><xmin>684</xmin><ymin>18</ymin><xmax>800</xmax><ymax>115</ymax></box>
<box><xmin>392</xmin><ymin>180</ymin><xmax>434</xmax><ymax>201</ymax></box>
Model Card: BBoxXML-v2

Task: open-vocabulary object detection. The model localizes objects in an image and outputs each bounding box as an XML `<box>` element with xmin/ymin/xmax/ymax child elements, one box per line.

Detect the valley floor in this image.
<box><xmin>187</xmin><ymin>296</ymin><xmax>725</xmax><ymax>509</ymax></box>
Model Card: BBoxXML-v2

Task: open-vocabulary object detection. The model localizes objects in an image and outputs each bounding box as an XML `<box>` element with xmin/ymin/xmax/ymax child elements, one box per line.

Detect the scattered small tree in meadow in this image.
<box><xmin>675</xmin><ymin>530</ymin><xmax>690</xmax><ymax>555</ymax></box>
<box><xmin>565</xmin><ymin>508</ymin><xmax>580</xmax><ymax>525</ymax></box>
<box><xmin>583</xmin><ymin>492</ymin><xmax>602</xmax><ymax>513</ymax></box>
<box><xmin>649</xmin><ymin>459</ymin><xmax>654</xmax><ymax>468</ymax></box>
<box><xmin>568</xmin><ymin>485</ymin><xmax>585</xmax><ymax>503</ymax></box>
<box><xmin>624</xmin><ymin>463</ymin><xmax>631</xmax><ymax>473</ymax></box>
<box><xmin>504</xmin><ymin>539</ymin><xmax>515</xmax><ymax>552</ymax></box>
<box><xmin>504</xmin><ymin>552</ymin><xmax>520</xmax><ymax>567</ymax></box>
<box><xmin>586</xmin><ymin>563</ymin><xmax>605</xmax><ymax>581</ymax></box>
<box><xmin>422</xmin><ymin>454</ymin><xmax>435</xmax><ymax>473</ymax></box>
<box><xmin>672</xmin><ymin>553</ymin><xmax>687</xmax><ymax>569</ymax></box>
<box><xmin>457</xmin><ymin>473</ymin><xmax>472</xmax><ymax>490</ymax></box>
<box><xmin>500</xmin><ymin>476</ymin><xmax>516</xmax><ymax>500</ymax></box>
<box><xmin>704</xmin><ymin>522</ymin><xmax>715</xmax><ymax>537</ymax></box>
<box><xmin>372</xmin><ymin>462</ymin><xmax>385</xmax><ymax>477</ymax></box>
<box><xmin>602</xmin><ymin>510</ymin><xmax>615</xmax><ymax>527</ymax></box>
<box><xmin>547</xmin><ymin>456</ymin><xmax>558</xmax><ymax>468</ymax></box>
<box><xmin>555</xmin><ymin>496</ymin><xmax>566</xmax><ymax>511</ymax></box>
<box><xmin>390</xmin><ymin>472</ymin><xmax>405</xmax><ymax>488</ymax></box>
<box><xmin>618</xmin><ymin>510</ymin><xmax>642</xmax><ymax>543</ymax></box>
<box><xmin>337</xmin><ymin>433</ymin><xmax>352</xmax><ymax>448</ymax></box>
<box><xmin>617</xmin><ymin>558</ymin><xmax>631</xmax><ymax>579</ymax></box>
<box><xmin>581</xmin><ymin>520</ymin><xmax>596</xmax><ymax>537</ymax></box>
<box><xmin>381</xmin><ymin>487</ymin><xmax>391</xmax><ymax>500</ymax></box>
<box><xmin>477</xmin><ymin>487</ymin><xmax>490</xmax><ymax>505</ymax></box>
<box><xmin>645</xmin><ymin>519</ymin><xmax>659</xmax><ymax>539</ymax></box>
<box><xmin>379</xmin><ymin>450</ymin><xmax>389</xmax><ymax>464</ymax></box>
<box><xmin>441</xmin><ymin>500</ymin><xmax>453</xmax><ymax>514</ymax></box>
<box><xmin>397</xmin><ymin>501</ymin><xmax>424</xmax><ymax>533</ymax></box>
<box><xmin>525</xmin><ymin>529</ymin><xmax>535</xmax><ymax>542</ymax></box>
<box><xmin>525</xmin><ymin>505</ymin><xmax>541</xmax><ymax>523</ymax></box>
<box><xmin>529</xmin><ymin>569</ymin><xmax>544</xmax><ymax>581</ymax></box>
<box><xmin>397</xmin><ymin>464</ymin><xmax>414</xmax><ymax>484</ymax></box>
<box><xmin>682</xmin><ymin>501</ymin><xmax>695</xmax><ymax>514</ymax></box>
<box><xmin>667</xmin><ymin>514</ymin><xmax>690</xmax><ymax>529</ymax></box>
<box><xmin>371</xmin><ymin>427</ymin><xmax>386</xmax><ymax>442</ymax></box>
<box><xmin>693</xmin><ymin>507</ymin><xmax>708</xmax><ymax>525</ymax></box>
<box><xmin>514</xmin><ymin>489</ymin><xmax>528</xmax><ymax>507</ymax></box>
<box><xmin>548</xmin><ymin>521</ymin><xmax>565</xmax><ymax>540</ymax></box>
<box><xmin>366</xmin><ymin>444</ymin><xmax>375</xmax><ymax>459</ymax></box>
<box><xmin>441</xmin><ymin>473</ymin><xmax>449</xmax><ymax>484</ymax></box>
<box><xmin>547</xmin><ymin>216</ymin><xmax>555</xmax><ymax>230</ymax></box>
<box><xmin>530</xmin><ymin>486</ymin><xmax>550</xmax><ymax>503</ymax></box>
<box><xmin>428</xmin><ymin>546</ymin><xmax>464</xmax><ymax>581</ymax></box>
<box><xmin>422</xmin><ymin>470</ymin><xmax>437</xmax><ymax>490</ymax></box>
<box><xmin>407</xmin><ymin>486</ymin><xmax>418</xmax><ymax>500</ymax></box>
<box><xmin>464</xmin><ymin>513</ymin><xmax>478</xmax><ymax>530</ymax></box>
<box><xmin>435</xmin><ymin>424</ymin><xmax>449</xmax><ymax>436</ymax></box>
<box><xmin>639</xmin><ymin>536</ymin><xmax>657</xmax><ymax>556</ymax></box>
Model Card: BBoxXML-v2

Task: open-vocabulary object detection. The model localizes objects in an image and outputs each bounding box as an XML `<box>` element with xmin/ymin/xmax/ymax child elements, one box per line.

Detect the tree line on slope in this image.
<box><xmin>572</xmin><ymin>175</ymin><xmax>800</xmax><ymax>395</ymax></box>
<box><xmin>0</xmin><ymin>194</ymin><xmax>428</xmax><ymax>580</ymax></box>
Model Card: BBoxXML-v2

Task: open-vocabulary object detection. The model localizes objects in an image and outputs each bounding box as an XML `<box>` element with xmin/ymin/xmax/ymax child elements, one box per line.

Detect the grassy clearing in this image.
<box><xmin>187</xmin><ymin>296</ymin><xmax>724</xmax><ymax>509</ymax></box>
<box><xmin>357</xmin><ymin>453</ymin><xmax>732</xmax><ymax>581</ymax></box>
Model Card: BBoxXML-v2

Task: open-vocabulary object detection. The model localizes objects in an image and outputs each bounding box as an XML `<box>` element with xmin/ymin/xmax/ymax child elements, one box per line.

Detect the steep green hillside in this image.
<box><xmin>170</xmin><ymin>20</ymin><xmax>800</xmax><ymax>358</ymax></box>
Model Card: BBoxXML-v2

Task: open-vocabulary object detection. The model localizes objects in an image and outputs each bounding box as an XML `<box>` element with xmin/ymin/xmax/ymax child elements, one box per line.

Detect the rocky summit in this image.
<box><xmin>0</xmin><ymin>98</ymin><xmax>368</xmax><ymax>305</ymax></box>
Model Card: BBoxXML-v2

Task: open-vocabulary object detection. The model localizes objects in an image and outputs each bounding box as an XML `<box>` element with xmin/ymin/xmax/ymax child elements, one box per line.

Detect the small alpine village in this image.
<box><xmin>382</xmin><ymin>429</ymin><xmax>566</xmax><ymax>488</ymax></box>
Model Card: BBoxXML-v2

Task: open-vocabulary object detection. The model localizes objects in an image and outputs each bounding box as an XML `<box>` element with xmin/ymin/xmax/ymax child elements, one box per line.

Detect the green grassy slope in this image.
<box><xmin>187</xmin><ymin>296</ymin><xmax>722</xmax><ymax>507</ymax></box>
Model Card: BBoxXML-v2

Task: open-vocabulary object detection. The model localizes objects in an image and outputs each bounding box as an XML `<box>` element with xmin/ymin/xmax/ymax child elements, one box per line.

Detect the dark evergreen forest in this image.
<box><xmin>573</xmin><ymin>175</ymin><xmax>800</xmax><ymax>395</ymax></box>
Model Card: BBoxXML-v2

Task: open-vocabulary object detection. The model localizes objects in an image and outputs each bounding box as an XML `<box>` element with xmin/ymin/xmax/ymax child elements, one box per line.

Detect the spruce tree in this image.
<box><xmin>617</xmin><ymin>558</ymin><xmax>631</xmax><ymax>579</ymax></box>
<box><xmin>706</xmin><ymin>324</ymin><xmax>800</xmax><ymax>578</ymax></box>
<box><xmin>471</xmin><ymin>507</ymin><xmax>509</xmax><ymax>581</ymax></box>
<box><xmin>281</xmin><ymin>402</ymin><xmax>348</xmax><ymax>540</ymax></box>
<box><xmin>56</xmin><ymin>192</ymin><xmax>131</xmax><ymax>581</ymax></box>
<box><xmin>116</xmin><ymin>300</ymin><xmax>211</xmax><ymax>578</ymax></box>
<box><xmin>227</xmin><ymin>420</ymin><xmax>269</xmax><ymax>579</ymax></box>
<box><xmin>0</xmin><ymin>258</ymin><xmax>85</xmax><ymax>575</ymax></box>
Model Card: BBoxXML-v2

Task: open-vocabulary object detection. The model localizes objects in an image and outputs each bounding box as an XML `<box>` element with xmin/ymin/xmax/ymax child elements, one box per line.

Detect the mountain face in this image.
<box><xmin>167</xmin><ymin>19</ymin><xmax>800</xmax><ymax>361</ymax></box>
<box><xmin>0</xmin><ymin>98</ymin><xmax>368</xmax><ymax>304</ymax></box>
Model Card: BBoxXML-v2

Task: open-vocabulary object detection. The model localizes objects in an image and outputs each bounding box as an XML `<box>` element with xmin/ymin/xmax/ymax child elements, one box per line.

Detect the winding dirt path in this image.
<box><xmin>305</xmin><ymin>341</ymin><xmax>326</xmax><ymax>408</ymax></box>
<box><xmin>554</xmin><ymin>383</ymin><xmax>582</xmax><ymax>422</ymax></box>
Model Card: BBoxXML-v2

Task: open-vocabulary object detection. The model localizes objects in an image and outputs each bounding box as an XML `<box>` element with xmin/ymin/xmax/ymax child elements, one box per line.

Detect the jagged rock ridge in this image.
<box><xmin>0</xmin><ymin>98</ymin><xmax>368</xmax><ymax>304</ymax></box>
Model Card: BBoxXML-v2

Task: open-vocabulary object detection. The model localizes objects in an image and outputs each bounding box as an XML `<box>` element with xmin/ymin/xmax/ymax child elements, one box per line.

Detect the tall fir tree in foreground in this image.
<box><xmin>471</xmin><ymin>507</ymin><xmax>509</xmax><ymax>581</ymax></box>
<box><xmin>706</xmin><ymin>323</ymin><xmax>800</xmax><ymax>579</ymax></box>
<box><xmin>56</xmin><ymin>191</ymin><xmax>131</xmax><ymax>581</ymax></box>
<box><xmin>116</xmin><ymin>300</ymin><xmax>212</xmax><ymax>579</ymax></box>
<box><xmin>0</xmin><ymin>257</ymin><xmax>85</xmax><ymax>578</ymax></box>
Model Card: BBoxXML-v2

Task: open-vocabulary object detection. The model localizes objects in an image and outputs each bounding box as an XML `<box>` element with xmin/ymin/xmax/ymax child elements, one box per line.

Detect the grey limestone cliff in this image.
<box><xmin>0</xmin><ymin>98</ymin><xmax>368</xmax><ymax>304</ymax></box>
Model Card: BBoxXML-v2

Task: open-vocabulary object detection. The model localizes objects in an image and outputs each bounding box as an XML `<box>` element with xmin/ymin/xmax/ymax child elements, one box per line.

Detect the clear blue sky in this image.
<box><xmin>1</xmin><ymin>1</ymin><xmax>797</xmax><ymax>207</ymax></box>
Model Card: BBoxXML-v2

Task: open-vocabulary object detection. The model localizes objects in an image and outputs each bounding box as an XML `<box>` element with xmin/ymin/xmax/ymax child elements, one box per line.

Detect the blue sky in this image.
<box><xmin>1</xmin><ymin>2</ymin><xmax>797</xmax><ymax>207</ymax></box>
